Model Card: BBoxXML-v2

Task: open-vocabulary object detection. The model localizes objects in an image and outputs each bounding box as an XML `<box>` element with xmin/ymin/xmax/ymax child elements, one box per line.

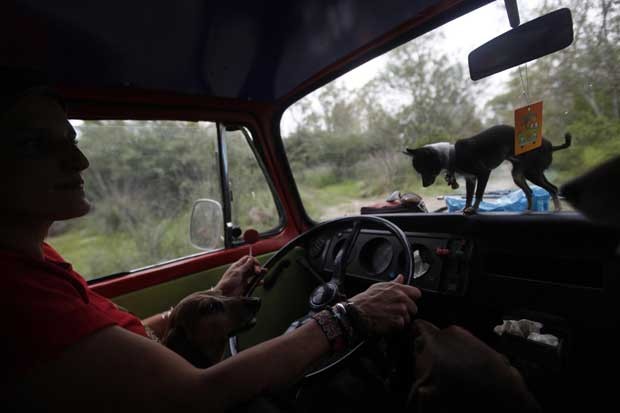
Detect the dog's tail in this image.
<box><xmin>552</xmin><ymin>133</ymin><xmax>572</xmax><ymax>151</ymax></box>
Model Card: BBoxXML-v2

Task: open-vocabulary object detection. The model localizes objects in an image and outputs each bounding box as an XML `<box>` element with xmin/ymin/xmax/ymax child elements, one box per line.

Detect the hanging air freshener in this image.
<box><xmin>514</xmin><ymin>100</ymin><xmax>543</xmax><ymax>155</ymax></box>
<box><xmin>514</xmin><ymin>64</ymin><xmax>543</xmax><ymax>155</ymax></box>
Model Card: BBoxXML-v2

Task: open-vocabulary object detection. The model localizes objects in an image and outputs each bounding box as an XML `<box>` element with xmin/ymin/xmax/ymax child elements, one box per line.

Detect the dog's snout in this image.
<box><xmin>244</xmin><ymin>297</ymin><xmax>261</xmax><ymax>311</ymax></box>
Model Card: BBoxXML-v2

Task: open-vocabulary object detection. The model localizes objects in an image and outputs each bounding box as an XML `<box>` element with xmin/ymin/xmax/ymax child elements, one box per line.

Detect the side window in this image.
<box><xmin>226</xmin><ymin>128</ymin><xmax>282</xmax><ymax>235</ymax></box>
<box><xmin>48</xmin><ymin>120</ymin><xmax>279</xmax><ymax>282</ymax></box>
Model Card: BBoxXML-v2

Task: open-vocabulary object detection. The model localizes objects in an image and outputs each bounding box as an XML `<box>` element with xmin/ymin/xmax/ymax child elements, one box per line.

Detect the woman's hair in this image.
<box><xmin>0</xmin><ymin>66</ymin><xmax>64</xmax><ymax>116</ymax></box>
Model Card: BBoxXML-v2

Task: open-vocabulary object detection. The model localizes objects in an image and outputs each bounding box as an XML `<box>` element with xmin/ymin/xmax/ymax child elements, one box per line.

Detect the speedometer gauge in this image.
<box><xmin>359</xmin><ymin>237</ymin><xmax>393</xmax><ymax>275</ymax></box>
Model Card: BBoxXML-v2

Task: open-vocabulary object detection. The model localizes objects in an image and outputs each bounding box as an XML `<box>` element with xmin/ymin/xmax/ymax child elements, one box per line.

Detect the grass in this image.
<box><xmin>48</xmin><ymin>213</ymin><xmax>200</xmax><ymax>280</ymax></box>
<box><xmin>299</xmin><ymin>180</ymin><xmax>365</xmax><ymax>218</ymax></box>
<box><xmin>49</xmin><ymin>228</ymin><xmax>132</xmax><ymax>279</ymax></box>
<box><xmin>297</xmin><ymin>174</ymin><xmax>457</xmax><ymax>219</ymax></box>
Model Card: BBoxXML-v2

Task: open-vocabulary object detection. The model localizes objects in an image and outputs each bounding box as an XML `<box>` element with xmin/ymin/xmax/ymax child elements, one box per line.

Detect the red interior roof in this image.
<box><xmin>1</xmin><ymin>0</ymin><xmax>490</xmax><ymax>104</ymax></box>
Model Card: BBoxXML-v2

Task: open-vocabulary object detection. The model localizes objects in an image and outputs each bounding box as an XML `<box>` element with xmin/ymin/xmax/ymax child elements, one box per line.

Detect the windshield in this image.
<box><xmin>281</xmin><ymin>0</ymin><xmax>619</xmax><ymax>221</ymax></box>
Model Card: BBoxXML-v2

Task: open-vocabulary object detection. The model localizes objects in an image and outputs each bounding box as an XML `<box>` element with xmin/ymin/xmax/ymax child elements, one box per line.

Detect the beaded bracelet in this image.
<box><xmin>311</xmin><ymin>309</ymin><xmax>347</xmax><ymax>353</ymax></box>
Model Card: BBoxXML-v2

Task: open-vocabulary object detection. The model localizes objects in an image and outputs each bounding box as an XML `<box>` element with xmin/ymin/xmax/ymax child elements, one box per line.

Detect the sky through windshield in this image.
<box><xmin>281</xmin><ymin>1</ymin><xmax>545</xmax><ymax>135</ymax></box>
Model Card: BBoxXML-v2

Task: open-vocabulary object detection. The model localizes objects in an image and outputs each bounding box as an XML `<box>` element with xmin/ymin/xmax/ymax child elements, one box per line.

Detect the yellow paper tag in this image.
<box><xmin>514</xmin><ymin>101</ymin><xmax>543</xmax><ymax>155</ymax></box>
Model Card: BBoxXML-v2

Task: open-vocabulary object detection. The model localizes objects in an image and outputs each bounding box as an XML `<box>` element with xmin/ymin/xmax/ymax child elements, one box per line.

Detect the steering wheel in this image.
<box><xmin>229</xmin><ymin>215</ymin><xmax>415</xmax><ymax>378</ymax></box>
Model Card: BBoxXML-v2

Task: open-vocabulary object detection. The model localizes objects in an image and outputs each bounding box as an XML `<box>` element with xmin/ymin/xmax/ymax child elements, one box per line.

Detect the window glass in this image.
<box><xmin>48</xmin><ymin>120</ymin><xmax>221</xmax><ymax>280</ymax></box>
<box><xmin>281</xmin><ymin>0</ymin><xmax>619</xmax><ymax>220</ymax></box>
<box><xmin>227</xmin><ymin>128</ymin><xmax>281</xmax><ymax>235</ymax></box>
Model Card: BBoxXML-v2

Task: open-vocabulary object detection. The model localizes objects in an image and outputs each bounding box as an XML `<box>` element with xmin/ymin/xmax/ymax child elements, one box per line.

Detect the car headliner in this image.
<box><xmin>1</xmin><ymin>0</ymin><xmax>492</xmax><ymax>106</ymax></box>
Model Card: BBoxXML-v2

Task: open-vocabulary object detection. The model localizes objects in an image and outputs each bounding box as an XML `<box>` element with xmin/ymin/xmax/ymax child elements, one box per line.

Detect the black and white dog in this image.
<box><xmin>404</xmin><ymin>125</ymin><xmax>572</xmax><ymax>213</ymax></box>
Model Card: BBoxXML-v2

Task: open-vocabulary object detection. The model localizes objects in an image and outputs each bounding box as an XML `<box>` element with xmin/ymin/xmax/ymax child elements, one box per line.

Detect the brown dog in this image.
<box><xmin>410</xmin><ymin>320</ymin><xmax>541</xmax><ymax>413</ymax></box>
<box><xmin>162</xmin><ymin>290</ymin><xmax>261</xmax><ymax>368</ymax></box>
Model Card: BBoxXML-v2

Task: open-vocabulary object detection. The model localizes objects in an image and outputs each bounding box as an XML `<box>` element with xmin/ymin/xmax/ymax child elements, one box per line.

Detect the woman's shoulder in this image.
<box><xmin>2</xmin><ymin>243</ymin><xmax>87</xmax><ymax>302</ymax></box>
<box><xmin>0</xmin><ymin>242</ymin><xmax>67</xmax><ymax>268</ymax></box>
<box><xmin>42</xmin><ymin>242</ymin><xmax>68</xmax><ymax>263</ymax></box>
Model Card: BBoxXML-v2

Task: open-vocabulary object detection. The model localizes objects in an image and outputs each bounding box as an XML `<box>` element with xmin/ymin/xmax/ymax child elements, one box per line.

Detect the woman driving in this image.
<box><xmin>0</xmin><ymin>69</ymin><xmax>423</xmax><ymax>412</ymax></box>
<box><xmin>1</xmin><ymin>68</ymin><xmax>540</xmax><ymax>413</ymax></box>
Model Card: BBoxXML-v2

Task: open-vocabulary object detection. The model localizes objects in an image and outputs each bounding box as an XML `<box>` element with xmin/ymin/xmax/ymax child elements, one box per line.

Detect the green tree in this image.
<box><xmin>365</xmin><ymin>34</ymin><xmax>483</xmax><ymax>146</ymax></box>
<box><xmin>50</xmin><ymin>120</ymin><xmax>222</xmax><ymax>278</ymax></box>
<box><xmin>283</xmin><ymin>30</ymin><xmax>484</xmax><ymax>206</ymax></box>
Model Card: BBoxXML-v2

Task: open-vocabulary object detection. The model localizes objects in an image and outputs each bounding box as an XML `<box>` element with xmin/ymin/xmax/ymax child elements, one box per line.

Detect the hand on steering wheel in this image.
<box><xmin>347</xmin><ymin>274</ymin><xmax>421</xmax><ymax>335</ymax></box>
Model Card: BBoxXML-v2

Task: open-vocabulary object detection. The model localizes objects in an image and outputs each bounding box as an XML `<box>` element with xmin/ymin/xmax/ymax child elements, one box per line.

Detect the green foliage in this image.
<box><xmin>553</xmin><ymin>114</ymin><xmax>620</xmax><ymax>181</ymax></box>
<box><xmin>302</xmin><ymin>165</ymin><xmax>341</xmax><ymax>188</ymax></box>
<box><xmin>227</xmin><ymin>130</ymin><xmax>281</xmax><ymax>233</ymax></box>
<box><xmin>284</xmin><ymin>29</ymin><xmax>488</xmax><ymax>217</ymax></box>
<box><xmin>373</xmin><ymin>39</ymin><xmax>483</xmax><ymax>143</ymax></box>
<box><xmin>48</xmin><ymin>121</ymin><xmax>221</xmax><ymax>278</ymax></box>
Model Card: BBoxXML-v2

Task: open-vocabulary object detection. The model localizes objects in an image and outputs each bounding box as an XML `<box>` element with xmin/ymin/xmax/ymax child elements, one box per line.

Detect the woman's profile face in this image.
<box><xmin>0</xmin><ymin>94</ymin><xmax>91</xmax><ymax>223</ymax></box>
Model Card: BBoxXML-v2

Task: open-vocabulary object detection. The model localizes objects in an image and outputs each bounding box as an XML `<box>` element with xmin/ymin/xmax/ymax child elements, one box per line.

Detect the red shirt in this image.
<box><xmin>2</xmin><ymin>243</ymin><xmax>147</xmax><ymax>376</ymax></box>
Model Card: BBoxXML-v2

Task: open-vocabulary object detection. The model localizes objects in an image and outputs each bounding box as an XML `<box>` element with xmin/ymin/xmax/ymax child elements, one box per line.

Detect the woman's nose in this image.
<box><xmin>61</xmin><ymin>143</ymin><xmax>90</xmax><ymax>171</ymax></box>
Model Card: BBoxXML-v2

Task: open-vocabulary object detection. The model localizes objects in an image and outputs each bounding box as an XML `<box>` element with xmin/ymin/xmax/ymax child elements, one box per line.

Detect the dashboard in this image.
<box><xmin>293</xmin><ymin>212</ymin><xmax>620</xmax><ymax>316</ymax></box>
<box><xmin>241</xmin><ymin>214</ymin><xmax>620</xmax><ymax>411</ymax></box>
<box><xmin>304</xmin><ymin>228</ymin><xmax>473</xmax><ymax>296</ymax></box>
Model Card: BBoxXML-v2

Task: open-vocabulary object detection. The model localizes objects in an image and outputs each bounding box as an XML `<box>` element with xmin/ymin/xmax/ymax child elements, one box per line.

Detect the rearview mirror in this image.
<box><xmin>468</xmin><ymin>8</ymin><xmax>573</xmax><ymax>81</ymax></box>
<box><xmin>190</xmin><ymin>199</ymin><xmax>225</xmax><ymax>251</ymax></box>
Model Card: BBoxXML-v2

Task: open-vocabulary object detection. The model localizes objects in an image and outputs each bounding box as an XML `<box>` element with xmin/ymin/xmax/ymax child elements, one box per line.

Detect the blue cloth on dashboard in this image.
<box><xmin>444</xmin><ymin>185</ymin><xmax>550</xmax><ymax>212</ymax></box>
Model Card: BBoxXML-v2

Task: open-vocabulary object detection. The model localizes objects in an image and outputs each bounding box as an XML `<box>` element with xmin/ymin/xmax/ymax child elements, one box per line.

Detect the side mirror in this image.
<box><xmin>189</xmin><ymin>199</ymin><xmax>225</xmax><ymax>251</ymax></box>
<box><xmin>468</xmin><ymin>8</ymin><xmax>574</xmax><ymax>81</ymax></box>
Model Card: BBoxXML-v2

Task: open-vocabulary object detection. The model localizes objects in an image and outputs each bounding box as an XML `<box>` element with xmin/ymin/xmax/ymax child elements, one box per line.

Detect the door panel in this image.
<box><xmin>110</xmin><ymin>252</ymin><xmax>274</xmax><ymax>318</ymax></box>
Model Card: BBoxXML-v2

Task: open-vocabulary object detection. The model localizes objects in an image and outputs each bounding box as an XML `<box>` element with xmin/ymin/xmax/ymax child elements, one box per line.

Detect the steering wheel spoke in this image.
<box><xmin>331</xmin><ymin>219</ymin><xmax>363</xmax><ymax>286</ymax></box>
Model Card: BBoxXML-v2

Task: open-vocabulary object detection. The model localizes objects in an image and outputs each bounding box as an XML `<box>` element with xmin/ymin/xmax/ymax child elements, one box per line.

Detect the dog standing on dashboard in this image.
<box><xmin>404</xmin><ymin>125</ymin><xmax>571</xmax><ymax>213</ymax></box>
<box><xmin>162</xmin><ymin>290</ymin><xmax>261</xmax><ymax>368</ymax></box>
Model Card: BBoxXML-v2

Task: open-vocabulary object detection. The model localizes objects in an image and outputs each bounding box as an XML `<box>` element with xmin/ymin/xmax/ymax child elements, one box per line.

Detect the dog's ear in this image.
<box><xmin>163</xmin><ymin>326</ymin><xmax>212</xmax><ymax>368</ymax></box>
<box><xmin>403</xmin><ymin>148</ymin><xmax>418</xmax><ymax>158</ymax></box>
<box><xmin>161</xmin><ymin>326</ymin><xmax>190</xmax><ymax>354</ymax></box>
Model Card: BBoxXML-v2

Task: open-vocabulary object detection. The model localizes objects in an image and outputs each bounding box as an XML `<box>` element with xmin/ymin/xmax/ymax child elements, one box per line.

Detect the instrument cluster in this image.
<box><xmin>306</xmin><ymin>229</ymin><xmax>472</xmax><ymax>295</ymax></box>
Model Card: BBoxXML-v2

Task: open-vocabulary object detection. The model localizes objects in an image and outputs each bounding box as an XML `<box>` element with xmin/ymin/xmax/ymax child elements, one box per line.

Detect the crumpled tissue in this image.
<box><xmin>493</xmin><ymin>319</ymin><xmax>559</xmax><ymax>347</ymax></box>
